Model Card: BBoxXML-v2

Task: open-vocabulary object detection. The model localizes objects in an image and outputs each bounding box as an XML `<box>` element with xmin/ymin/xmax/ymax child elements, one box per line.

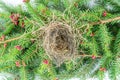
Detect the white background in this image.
<box><xmin>2</xmin><ymin>0</ymin><xmax>23</xmax><ymax>6</ymax></box>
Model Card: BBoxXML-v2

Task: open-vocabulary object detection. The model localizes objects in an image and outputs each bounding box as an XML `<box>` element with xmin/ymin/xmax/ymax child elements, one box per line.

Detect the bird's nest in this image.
<box><xmin>43</xmin><ymin>22</ymin><xmax>75</xmax><ymax>66</ymax></box>
<box><xmin>43</xmin><ymin>21</ymin><xmax>76</xmax><ymax>66</ymax></box>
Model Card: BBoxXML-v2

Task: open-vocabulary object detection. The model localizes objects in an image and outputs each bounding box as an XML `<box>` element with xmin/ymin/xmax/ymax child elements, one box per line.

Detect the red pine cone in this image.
<box><xmin>43</xmin><ymin>60</ymin><xmax>49</xmax><ymax>65</ymax></box>
<box><xmin>23</xmin><ymin>0</ymin><xmax>30</xmax><ymax>3</ymax></box>
<box><xmin>91</xmin><ymin>54</ymin><xmax>96</xmax><ymax>59</ymax></box>
<box><xmin>15</xmin><ymin>61</ymin><xmax>20</xmax><ymax>67</ymax></box>
<box><xmin>4</xmin><ymin>43</ymin><xmax>7</xmax><ymax>48</ymax></box>
<box><xmin>10</xmin><ymin>13</ymin><xmax>20</xmax><ymax>25</ymax></box>
<box><xmin>102</xmin><ymin>11</ymin><xmax>107</xmax><ymax>17</ymax></box>
<box><xmin>15</xmin><ymin>45</ymin><xmax>22</xmax><ymax>50</ymax></box>
<box><xmin>99</xmin><ymin>67</ymin><xmax>106</xmax><ymax>71</ymax></box>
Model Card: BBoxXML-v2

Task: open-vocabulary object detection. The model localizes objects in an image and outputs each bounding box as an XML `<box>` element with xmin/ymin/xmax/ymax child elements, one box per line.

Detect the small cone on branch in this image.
<box><xmin>4</xmin><ymin>43</ymin><xmax>7</xmax><ymax>48</ymax></box>
<box><xmin>43</xmin><ymin>21</ymin><xmax>76</xmax><ymax>67</ymax></box>
<box><xmin>91</xmin><ymin>54</ymin><xmax>96</xmax><ymax>59</ymax></box>
<box><xmin>10</xmin><ymin>13</ymin><xmax>20</xmax><ymax>25</ymax></box>
<box><xmin>15</xmin><ymin>61</ymin><xmax>20</xmax><ymax>67</ymax></box>
<box><xmin>15</xmin><ymin>45</ymin><xmax>22</xmax><ymax>51</ymax></box>
<box><xmin>43</xmin><ymin>59</ymin><xmax>49</xmax><ymax>65</ymax></box>
<box><xmin>23</xmin><ymin>0</ymin><xmax>30</xmax><ymax>3</ymax></box>
<box><xmin>102</xmin><ymin>11</ymin><xmax>107</xmax><ymax>17</ymax></box>
<box><xmin>99</xmin><ymin>67</ymin><xmax>106</xmax><ymax>72</ymax></box>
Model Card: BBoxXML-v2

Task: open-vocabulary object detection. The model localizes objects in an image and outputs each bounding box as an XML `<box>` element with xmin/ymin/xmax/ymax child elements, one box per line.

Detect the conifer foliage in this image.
<box><xmin>0</xmin><ymin>0</ymin><xmax>120</xmax><ymax>80</ymax></box>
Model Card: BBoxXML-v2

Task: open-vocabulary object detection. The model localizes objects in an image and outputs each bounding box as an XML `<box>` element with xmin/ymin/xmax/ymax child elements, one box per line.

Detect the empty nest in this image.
<box><xmin>43</xmin><ymin>21</ymin><xmax>76</xmax><ymax>67</ymax></box>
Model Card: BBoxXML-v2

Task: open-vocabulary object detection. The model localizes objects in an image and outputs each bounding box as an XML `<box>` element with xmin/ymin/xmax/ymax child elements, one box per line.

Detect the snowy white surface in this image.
<box><xmin>2</xmin><ymin>0</ymin><xmax>23</xmax><ymax>6</ymax></box>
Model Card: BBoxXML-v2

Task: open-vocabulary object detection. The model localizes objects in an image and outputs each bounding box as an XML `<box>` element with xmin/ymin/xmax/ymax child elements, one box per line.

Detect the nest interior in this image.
<box><xmin>43</xmin><ymin>21</ymin><xmax>76</xmax><ymax>66</ymax></box>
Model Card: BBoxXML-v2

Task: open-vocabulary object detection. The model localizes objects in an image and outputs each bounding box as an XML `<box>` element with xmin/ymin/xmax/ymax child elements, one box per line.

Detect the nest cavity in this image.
<box><xmin>43</xmin><ymin>21</ymin><xmax>76</xmax><ymax>66</ymax></box>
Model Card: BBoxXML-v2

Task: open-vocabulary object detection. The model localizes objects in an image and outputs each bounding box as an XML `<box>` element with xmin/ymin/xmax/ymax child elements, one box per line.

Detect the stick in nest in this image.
<box><xmin>43</xmin><ymin>21</ymin><xmax>76</xmax><ymax>67</ymax></box>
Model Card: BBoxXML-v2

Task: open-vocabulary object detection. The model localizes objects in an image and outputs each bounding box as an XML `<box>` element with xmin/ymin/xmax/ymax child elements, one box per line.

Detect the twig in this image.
<box><xmin>0</xmin><ymin>34</ymin><xmax>26</xmax><ymax>44</ymax></box>
<box><xmin>91</xmin><ymin>16</ymin><xmax>120</xmax><ymax>25</ymax></box>
<box><xmin>74</xmin><ymin>54</ymin><xmax>101</xmax><ymax>58</ymax></box>
<box><xmin>74</xmin><ymin>54</ymin><xmax>120</xmax><ymax>59</ymax></box>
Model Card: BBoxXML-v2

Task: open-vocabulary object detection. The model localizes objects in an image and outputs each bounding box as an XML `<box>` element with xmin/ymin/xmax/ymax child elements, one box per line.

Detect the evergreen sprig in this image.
<box><xmin>0</xmin><ymin>0</ymin><xmax>120</xmax><ymax>80</ymax></box>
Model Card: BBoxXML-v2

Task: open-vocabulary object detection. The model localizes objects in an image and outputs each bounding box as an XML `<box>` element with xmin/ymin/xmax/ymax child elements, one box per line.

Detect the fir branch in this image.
<box><xmin>109</xmin><ymin>60</ymin><xmax>117</xmax><ymax>80</ymax></box>
<box><xmin>97</xmin><ymin>24</ymin><xmax>112</xmax><ymax>57</ymax></box>
<box><xmin>0</xmin><ymin>0</ymin><xmax>120</xmax><ymax>80</ymax></box>
<box><xmin>20</xmin><ymin>43</ymin><xmax>38</xmax><ymax>65</ymax></box>
<box><xmin>114</xmin><ymin>29</ymin><xmax>120</xmax><ymax>56</ymax></box>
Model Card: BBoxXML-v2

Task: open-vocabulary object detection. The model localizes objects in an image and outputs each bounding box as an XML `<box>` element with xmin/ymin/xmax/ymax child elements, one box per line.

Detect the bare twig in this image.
<box><xmin>0</xmin><ymin>34</ymin><xmax>26</xmax><ymax>44</ymax></box>
<box><xmin>74</xmin><ymin>54</ymin><xmax>101</xmax><ymax>58</ymax></box>
<box><xmin>91</xmin><ymin>16</ymin><xmax>120</xmax><ymax>25</ymax></box>
<box><xmin>74</xmin><ymin>54</ymin><xmax>120</xmax><ymax>59</ymax></box>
